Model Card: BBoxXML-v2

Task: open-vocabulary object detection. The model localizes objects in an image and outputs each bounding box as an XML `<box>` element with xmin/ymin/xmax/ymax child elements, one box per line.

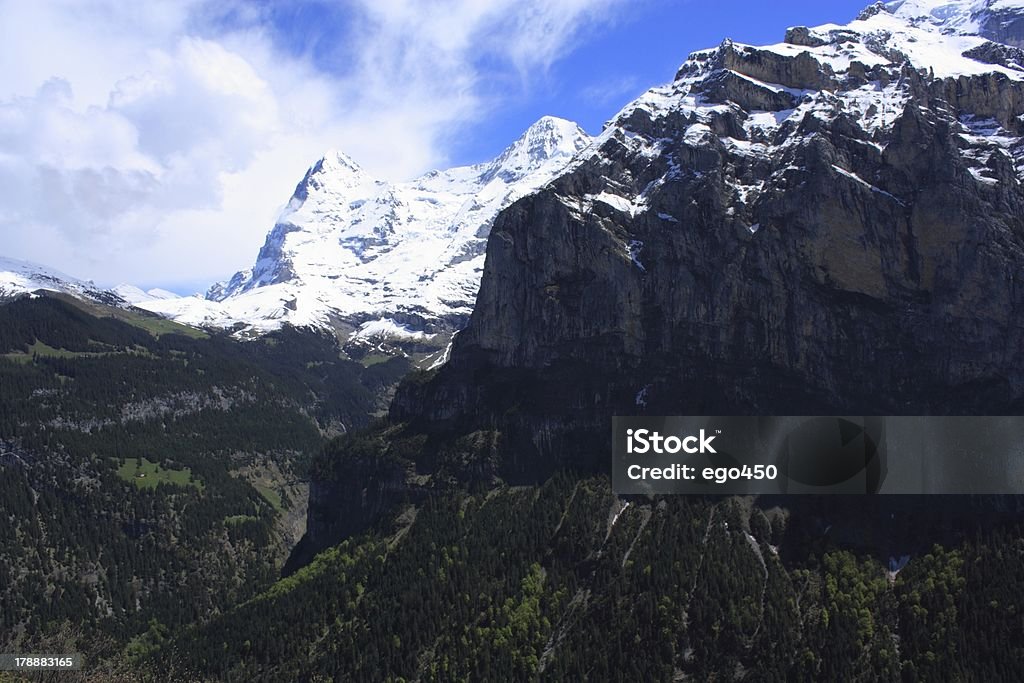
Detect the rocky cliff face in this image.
<box><xmin>285</xmin><ymin>440</ymin><xmax>415</xmax><ymax>574</ymax></box>
<box><xmin>392</xmin><ymin>1</ymin><xmax>1024</xmax><ymax>477</ymax></box>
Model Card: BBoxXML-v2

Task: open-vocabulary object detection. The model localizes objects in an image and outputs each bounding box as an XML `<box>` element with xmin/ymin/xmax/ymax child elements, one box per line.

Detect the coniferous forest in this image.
<box><xmin>0</xmin><ymin>294</ymin><xmax>409</xmax><ymax>678</ymax></box>
<box><xmin>157</xmin><ymin>477</ymin><xmax>1024</xmax><ymax>682</ymax></box>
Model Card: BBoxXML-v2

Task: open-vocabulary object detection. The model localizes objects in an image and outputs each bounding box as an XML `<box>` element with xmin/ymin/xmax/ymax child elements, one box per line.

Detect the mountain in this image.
<box><xmin>0</xmin><ymin>256</ymin><xmax>129</xmax><ymax>307</ymax></box>
<box><xmin>254</xmin><ymin>0</ymin><xmax>1024</xmax><ymax>677</ymax></box>
<box><xmin>136</xmin><ymin>116</ymin><xmax>591</xmax><ymax>361</ymax></box>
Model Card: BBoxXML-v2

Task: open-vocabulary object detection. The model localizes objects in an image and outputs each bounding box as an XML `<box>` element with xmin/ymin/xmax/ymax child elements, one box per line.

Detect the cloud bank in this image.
<box><xmin>0</xmin><ymin>0</ymin><xmax>624</xmax><ymax>288</ymax></box>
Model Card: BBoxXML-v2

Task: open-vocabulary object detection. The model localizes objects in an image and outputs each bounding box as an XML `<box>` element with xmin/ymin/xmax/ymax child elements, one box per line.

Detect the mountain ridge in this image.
<box><xmin>2</xmin><ymin>117</ymin><xmax>592</xmax><ymax>358</ymax></box>
<box><xmin>0</xmin><ymin>256</ymin><xmax>131</xmax><ymax>308</ymax></box>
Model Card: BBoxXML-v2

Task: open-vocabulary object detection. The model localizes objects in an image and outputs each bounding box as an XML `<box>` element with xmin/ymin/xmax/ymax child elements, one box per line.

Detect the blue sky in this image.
<box><xmin>0</xmin><ymin>0</ymin><xmax>870</xmax><ymax>291</ymax></box>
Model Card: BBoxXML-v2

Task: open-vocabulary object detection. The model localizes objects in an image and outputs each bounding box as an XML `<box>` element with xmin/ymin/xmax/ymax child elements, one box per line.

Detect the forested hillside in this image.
<box><xmin>0</xmin><ymin>293</ymin><xmax>410</xmax><ymax>672</ymax></box>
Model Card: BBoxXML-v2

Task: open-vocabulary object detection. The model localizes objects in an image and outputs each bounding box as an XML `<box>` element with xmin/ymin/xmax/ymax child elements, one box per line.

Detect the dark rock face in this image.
<box><xmin>701</xmin><ymin>69</ymin><xmax>798</xmax><ymax>111</ymax></box>
<box><xmin>785</xmin><ymin>26</ymin><xmax>829</xmax><ymax>48</ymax></box>
<box><xmin>962</xmin><ymin>41</ymin><xmax>1024</xmax><ymax>73</ymax></box>
<box><xmin>930</xmin><ymin>70</ymin><xmax>1024</xmax><ymax>132</ymax></box>
<box><xmin>680</xmin><ymin>40</ymin><xmax>839</xmax><ymax>92</ymax></box>
<box><xmin>286</xmin><ymin>441</ymin><xmax>418</xmax><ymax>574</ymax></box>
<box><xmin>393</xmin><ymin>23</ymin><xmax>1024</xmax><ymax>480</ymax></box>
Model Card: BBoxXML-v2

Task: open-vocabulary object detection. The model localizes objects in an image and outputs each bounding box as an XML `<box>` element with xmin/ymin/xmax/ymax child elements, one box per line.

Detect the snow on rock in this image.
<box><xmin>626</xmin><ymin>240</ymin><xmax>647</xmax><ymax>272</ymax></box>
<box><xmin>553</xmin><ymin>0</ymin><xmax>1024</xmax><ymax>226</ymax></box>
<box><xmin>631</xmin><ymin>0</ymin><xmax>1024</xmax><ymax>134</ymax></box>
<box><xmin>604</xmin><ymin>500</ymin><xmax>631</xmax><ymax>544</ymax></box>
<box><xmin>428</xmin><ymin>330</ymin><xmax>458</xmax><ymax>370</ymax></box>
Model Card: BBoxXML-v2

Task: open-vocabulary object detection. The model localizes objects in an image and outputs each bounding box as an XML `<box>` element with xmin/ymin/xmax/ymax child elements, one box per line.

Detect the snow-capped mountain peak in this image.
<box><xmin>286</xmin><ymin>150</ymin><xmax>377</xmax><ymax>212</ymax></box>
<box><xmin>524</xmin><ymin>0</ymin><xmax>1024</xmax><ymax>306</ymax></box>
<box><xmin>137</xmin><ymin>116</ymin><xmax>593</xmax><ymax>350</ymax></box>
<box><xmin>294</xmin><ymin>150</ymin><xmax>374</xmax><ymax>199</ymax></box>
<box><xmin>481</xmin><ymin>116</ymin><xmax>591</xmax><ymax>184</ymax></box>
<box><xmin>319</xmin><ymin>149</ymin><xmax>365</xmax><ymax>174</ymax></box>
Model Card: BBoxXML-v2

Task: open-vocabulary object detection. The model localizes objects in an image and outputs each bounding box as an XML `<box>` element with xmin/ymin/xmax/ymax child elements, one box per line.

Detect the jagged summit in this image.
<box><xmin>599</xmin><ymin>0</ymin><xmax>1024</xmax><ymax>186</ymax></box>
<box><xmin>286</xmin><ymin>150</ymin><xmax>374</xmax><ymax>203</ymax></box>
<box><xmin>137</xmin><ymin>116</ymin><xmax>592</xmax><ymax>357</ymax></box>
<box><xmin>317</xmin><ymin>149</ymin><xmax>366</xmax><ymax>174</ymax></box>
<box><xmin>482</xmin><ymin>116</ymin><xmax>590</xmax><ymax>183</ymax></box>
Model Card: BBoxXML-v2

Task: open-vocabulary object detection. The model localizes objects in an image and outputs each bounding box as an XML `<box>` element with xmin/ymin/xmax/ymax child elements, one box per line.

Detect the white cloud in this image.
<box><xmin>0</xmin><ymin>0</ymin><xmax>625</xmax><ymax>289</ymax></box>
